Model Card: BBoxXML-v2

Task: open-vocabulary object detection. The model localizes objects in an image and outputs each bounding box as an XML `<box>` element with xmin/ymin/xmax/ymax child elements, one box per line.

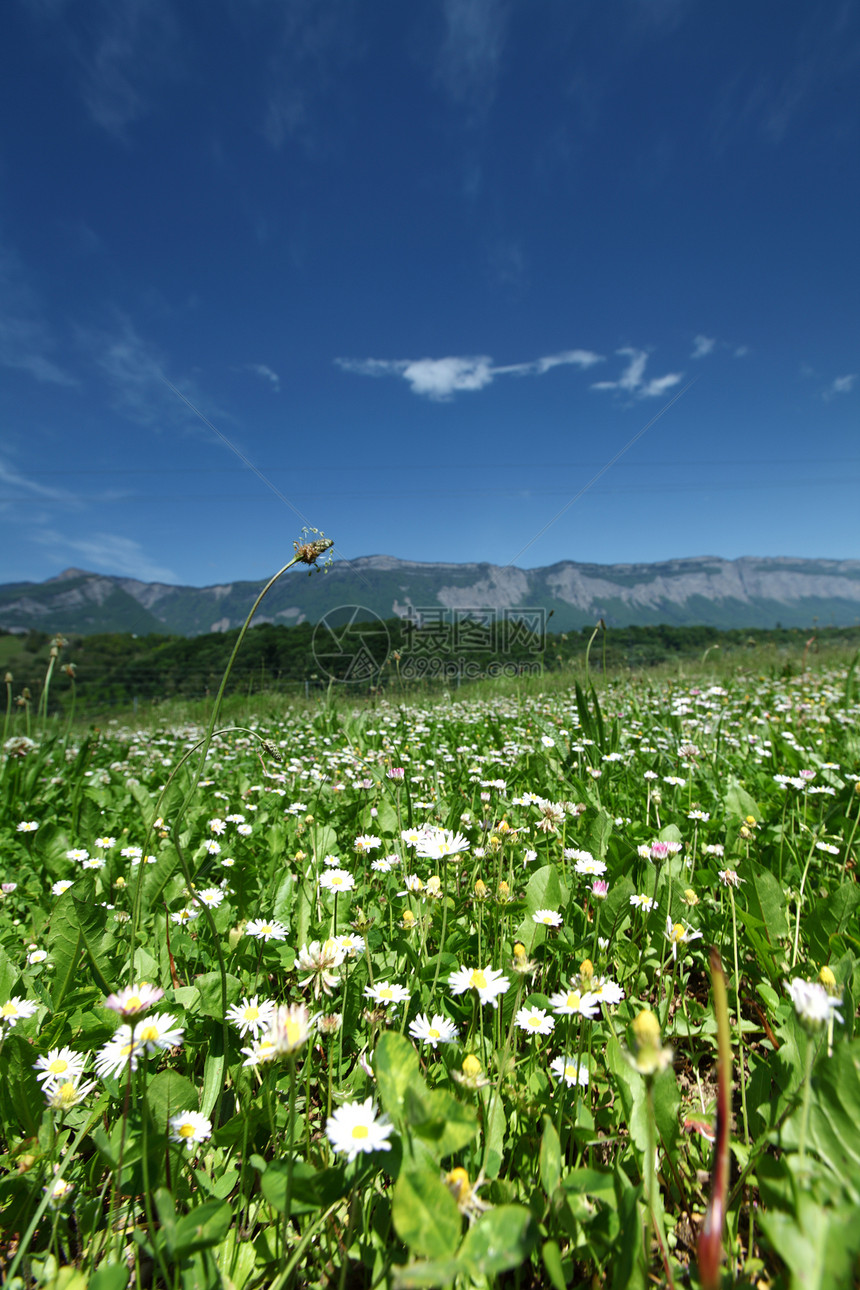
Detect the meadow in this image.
<box><xmin>0</xmin><ymin>549</ymin><xmax>858</xmax><ymax>1290</ymax></box>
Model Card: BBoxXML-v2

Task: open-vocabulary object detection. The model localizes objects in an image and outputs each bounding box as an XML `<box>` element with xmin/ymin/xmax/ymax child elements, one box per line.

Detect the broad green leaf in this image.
<box><xmin>89</xmin><ymin>1264</ymin><xmax>130</xmax><ymax>1290</ymax></box>
<box><xmin>260</xmin><ymin>1160</ymin><xmax>346</xmax><ymax>1216</ymax></box>
<box><xmin>539</xmin><ymin>1115</ymin><xmax>562</xmax><ymax>1199</ymax></box>
<box><xmin>392</xmin><ymin>1258</ymin><xmax>463</xmax><ymax>1289</ymax></box>
<box><xmin>171</xmin><ymin>1200</ymin><xmax>232</xmax><ymax>1256</ymax></box>
<box><xmin>652</xmin><ymin>1068</ymin><xmax>680</xmax><ymax>1158</ymax></box>
<box><xmin>604</xmin><ymin>1035</ymin><xmax>649</xmax><ymax>1152</ymax></box>
<box><xmin>759</xmin><ymin>1193</ymin><xmax>860</xmax><ymax>1290</ymax></box>
<box><xmin>542</xmin><ymin>1240</ymin><xmax>567</xmax><ymax>1290</ymax></box>
<box><xmin>483</xmin><ymin>1089</ymin><xmax>506</xmax><ymax>1179</ymax></box>
<box><xmin>391</xmin><ymin>1164</ymin><xmax>462</xmax><ymax>1259</ymax></box>
<box><xmin>724</xmin><ymin>780</ymin><xmax>761</xmax><ymax>821</ymax></box>
<box><xmin>745</xmin><ymin>860</ymin><xmax>789</xmax><ymax>939</ymax></box>
<box><xmin>411</xmin><ymin>1088</ymin><xmax>478</xmax><ymax>1160</ymax></box>
<box><xmin>375</xmin><ymin>1031</ymin><xmax>423</xmax><ymax>1124</ymax></box>
<box><xmin>200</xmin><ymin>1021</ymin><xmax>228</xmax><ymax>1120</ymax></box>
<box><xmin>147</xmin><ymin>1069</ymin><xmax>199</xmax><ymax>1133</ymax></box>
<box><xmin>195</xmin><ymin>970</ymin><xmax>242</xmax><ymax>1020</ymax></box>
<box><xmin>458</xmin><ymin>1204</ymin><xmax>537</xmax><ymax>1276</ymax></box>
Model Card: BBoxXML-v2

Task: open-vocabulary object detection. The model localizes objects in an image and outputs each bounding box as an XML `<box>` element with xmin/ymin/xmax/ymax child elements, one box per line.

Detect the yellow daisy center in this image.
<box><xmin>351</xmin><ymin>1124</ymin><xmax>369</xmax><ymax>1139</ymax></box>
<box><xmin>138</xmin><ymin>1025</ymin><xmax>159</xmax><ymax>1042</ymax></box>
<box><xmin>672</xmin><ymin>924</ymin><xmax>685</xmax><ymax>942</ymax></box>
<box><xmin>179</xmin><ymin>1123</ymin><xmax>195</xmax><ymax>1137</ymax></box>
<box><xmin>284</xmin><ymin>1021</ymin><xmax>303</xmax><ymax>1045</ymax></box>
<box><xmin>48</xmin><ymin>1058</ymin><xmax>69</xmax><ymax>1074</ymax></box>
<box><xmin>528</xmin><ymin>1016</ymin><xmax>542</xmax><ymax>1028</ymax></box>
<box><xmin>428</xmin><ymin>1027</ymin><xmax>440</xmax><ymax>1039</ymax></box>
<box><xmin>567</xmin><ymin>991</ymin><xmax>581</xmax><ymax>1009</ymax></box>
<box><xmin>565</xmin><ymin>1065</ymin><xmax>576</xmax><ymax>1079</ymax></box>
<box><xmin>470</xmin><ymin>970</ymin><xmax>488</xmax><ymax>989</ymax></box>
<box><xmin>1</xmin><ymin>1003</ymin><xmax>18</xmax><ymax>1017</ymax></box>
<box><xmin>245</xmin><ymin>1007</ymin><xmax>259</xmax><ymax>1021</ymax></box>
<box><xmin>379</xmin><ymin>988</ymin><xmax>393</xmax><ymax>999</ymax></box>
<box><xmin>126</xmin><ymin>996</ymin><xmax>142</xmax><ymax>1011</ymax></box>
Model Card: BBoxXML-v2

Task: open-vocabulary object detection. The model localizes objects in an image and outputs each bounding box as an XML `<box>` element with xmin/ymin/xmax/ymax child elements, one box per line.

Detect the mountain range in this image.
<box><xmin>2</xmin><ymin>555</ymin><xmax>860</xmax><ymax>637</ymax></box>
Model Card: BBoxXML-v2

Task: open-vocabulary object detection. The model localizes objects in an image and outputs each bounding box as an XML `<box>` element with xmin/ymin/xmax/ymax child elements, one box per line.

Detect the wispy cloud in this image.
<box><xmin>824</xmin><ymin>373</ymin><xmax>856</xmax><ymax>400</ymax></box>
<box><xmin>75</xmin><ymin>0</ymin><xmax>181</xmax><ymax>138</ymax></box>
<box><xmin>246</xmin><ymin>363</ymin><xmax>281</xmax><ymax>392</ymax></box>
<box><xmin>691</xmin><ymin>334</ymin><xmax>715</xmax><ymax>359</ymax></box>
<box><xmin>710</xmin><ymin>8</ymin><xmax>860</xmax><ymax>149</ymax></box>
<box><xmin>591</xmin><ymin>347</ymin><xmax>683</xmax><ymax>399</ymax></box>
<box><xmin>0</xmin><ymin>456</ymin><xmax>74</xmax><ymax>504</ymax></box>
<box><xmin>31</xmin><ymin>528</ymin><xmax>177</xmax><ymax>582</ymax></box>
<box><xmin>336</xmin><ymin>348</ymin><xmax>603</xmax><ymax>401</ymax></box>
<box><xmin>260</xmin><ymin>0</ymin><xmax>360</xmax><ymax>150</ymax></box>
<box><xmin>436</xmin><ymin>0</ymin><xmax>510</xmax><ymax>115</ymax></box>
<box><xmin>82</xmin><ymin>316</ymin><xmax>214</xmax><ymax>431</ymax></box>
<box><xmin>0</xmin><ymin>243</ymin><xmax>79</xmax><ymax>387</ymax></box>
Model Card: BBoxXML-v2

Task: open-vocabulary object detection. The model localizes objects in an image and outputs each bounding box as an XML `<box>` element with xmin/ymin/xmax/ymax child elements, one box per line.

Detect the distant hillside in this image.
<box><xmin>1</xmin><ymin>555</ymin><xmax>860</xmax><ymax>636</ymax></box>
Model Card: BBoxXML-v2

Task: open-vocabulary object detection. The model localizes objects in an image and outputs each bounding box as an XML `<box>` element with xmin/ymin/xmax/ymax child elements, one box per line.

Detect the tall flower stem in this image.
<box><xmin>797</xmin><ymin>1034</ymin><xmax>816</xmax><ymax>1169</ymax></box>
<box><xmin>727</xmin><ymin>887</ymin><xmax>750</xmax><ymax>1148</ymax></box>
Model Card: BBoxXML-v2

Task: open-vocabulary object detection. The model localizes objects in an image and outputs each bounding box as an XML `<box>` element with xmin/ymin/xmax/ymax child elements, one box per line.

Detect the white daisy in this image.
<box><xmin>226</xmin><ymin>995</ymin><xmax>276</xmax><ymax>1038</ymax></box>
<box><xmin>105</xmin><ymin>984</ymin><xmax>165</xmax><ymax>1021</ymax></box>
<box><xmin>408</xmin><ymin>1012</ymin><xmax>459</xmax><ymax>1049</ymax></box>
<box><xmin>448</xmin><ymin>964</ymin><xmax>510</xmax><ymax>1008</ymax></box>
<box><xmin>664</xmin><ymin>918</ymin><xmax>704</xmax><ymax>960</ymax></box>
<box><xmin>133</xmin><ymin>1012</ymin><xmax>185</xmax><ymax>1053</ymax></box>
<box><xmin>532</xmin><ymin>909</ymin><xmax>563</xmax><ymax>927</ymax></box>
<box><xmin>0</xmin><ymin>997</ymin><xmax>38</xmax><ymax>1029</ymax></box>
<box><xmin>364</xmin><ymin>981</ymin><xmax>410</xmax><ymax>1007</ymax></box>
<box><xmin>169</xmin><ymin>1110</ymin><xmax>213</xmax><ymax>1150</ymax></box>
<box><xmin>246</xmin><ymin>917</ymin><xmax>288</xmax><ymax>942</ymax></box>
<box><xmin>515</xmin><ymin>1006</ymin><xmax>555</xmax><ymax>1037</ymax></box>
<box><xmin>34</xmin><ymin>1047</ymin><xmax>87</xmax><ymax>1088</ymax></box>
<box><xmin>786</xmin><ymin>978</ymin><xmax>843</xmax><ymax>1028</ymax></box>
<box><xmin>550</xmin><ymin>1056</ymin><xmax>590</xmax><ymax>1087</ymax></box>
<box><xmin>549</xmin><ymin>987</ymin><xmax>600</xmax><ymax>1019</ymax></box>
<box><xmin>326</xmin><ymin>1097</ymin><xmax>394</xmax><ymax>1161</ymax></box>
<box><xmin>52</xmin><ymin>881</ymin><xmax>74</xmax><ymax>896</ymax></box>
<box><xmin>319</xmin><ymin>869</ymin><xmax>356</xmax><ymax>893</ymax></box>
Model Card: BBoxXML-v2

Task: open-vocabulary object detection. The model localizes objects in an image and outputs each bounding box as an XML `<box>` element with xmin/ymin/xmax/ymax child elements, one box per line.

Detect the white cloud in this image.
<box><xmin>591</xmin><ymin>347</ymin><xmax>682</xmax><ymax>399</ymax></box>
<box><xmin>436</xmin><ymin>0</ymin><xmax>510</xmax><ymax>113</ymax></box>
<box><xmin>336</xmin><ymin>348</ymin><xmax>603</xmax><ymax>401</ymax></box>
<box><xmin>246</xmin><ymin>363</ymin><xmax>281</xmax><ymax>392</ymax></box>
<box><xmin>0</xmin><ymin>457</ymin><xmax>74</xmax><ymax>504</ymax></box>
<box><xmin>76</xmin><ymin>0</ymin><xmax>181</xmax><ymax>138</ymax></box>
<box><xmin>31</xmin><ymin>528</ymin><xmax>177</xmax><ymax>583</ymax></box>
<box><xmin>824</xmin><ymin>373</ymin><xmax>856</xmax><ymax>400</ymax></box>
<box><xmin>733</xmin><ymin>345</ymin><xmax>751</xmax><ymax>358</ymax></box>
<box><xmin>691</xmin><ymin>334</ymin><xmax>715</xmax><ymax>359</ymax></box>
<box><xmin>260</xmin><ymin>0</ymin><xmax>359</xmax><ymax>150</ymax></box>
<box><xmin>0</xmin><ymin>243</ymin><xmax>78</xmax><ymax>387</ymax></box>
<box><xmin>641</xmin><ymin>372</ymin><xmax>684</xmax><ymax>398</ymax></box>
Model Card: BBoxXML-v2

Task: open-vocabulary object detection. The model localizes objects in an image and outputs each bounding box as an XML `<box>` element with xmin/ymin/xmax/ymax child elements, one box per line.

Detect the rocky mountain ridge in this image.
<box><xmin>2</xmin><ymin>554</ymin><xmax>859</xmax><ymax>635</ymax></box>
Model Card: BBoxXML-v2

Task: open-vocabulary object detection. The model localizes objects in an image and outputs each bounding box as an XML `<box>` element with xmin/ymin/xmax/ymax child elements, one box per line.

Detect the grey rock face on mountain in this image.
<box><xmin>2</xmin><ymin>555</ymin><xmax>859</xmax><ymax>635</ymax></box>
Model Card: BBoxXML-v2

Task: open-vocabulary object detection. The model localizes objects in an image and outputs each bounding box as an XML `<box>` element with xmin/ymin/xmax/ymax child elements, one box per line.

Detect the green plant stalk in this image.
<box><xmin>6</xmin><ymin>1098</ymin><xmax>107</xmax><ymax>1285</ymax></box>
<box><xmin>727</xmin><ymin>888</ymin><xmax>750</xmax><ymax>1147</ymax></box>
<box><xmin>430</xmin><ymin>864</ymin><xmax>451</xmax><ymax>1003</ymax></box>
<box><xmin>2</xmin><ymin>673</ymin><xmax>11</xmax><ymax>754</ymax></box>
<box><xmin>791</xmin><ymin>838</ymin><xmax>817</xmax><ymax>968</ymax></box>
<box><xmin>797</xmin><ymin>1032</ymin><xmax>816</xmax><ymax>1169</ymax></box>
<box><xmin>697</xmin><ymin>948</ymin><xmax>732</xmax><ymax>1290</ymax></box>
<box><xmin>280</xmin><ymin>1056</ymin><xmax>299</xmax><ymax>1266</ymax></box>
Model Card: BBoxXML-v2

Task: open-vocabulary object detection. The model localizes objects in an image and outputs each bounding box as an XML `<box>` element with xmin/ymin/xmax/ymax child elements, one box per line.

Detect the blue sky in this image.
<box><xmin>1</xmin><ymin>0</ymin><xmax>858</xmax><ymax>588</ymax></box>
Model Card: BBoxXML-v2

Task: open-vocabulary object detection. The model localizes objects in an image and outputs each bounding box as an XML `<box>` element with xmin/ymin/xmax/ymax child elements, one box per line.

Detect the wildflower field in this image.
<box><xmin>1</xmin><ymin>627</ymin><xmax>859</xmax><ymax>1288</ymax></box>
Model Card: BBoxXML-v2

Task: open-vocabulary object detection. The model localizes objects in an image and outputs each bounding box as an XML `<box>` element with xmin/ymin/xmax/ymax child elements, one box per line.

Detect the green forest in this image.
<box><xmin>3</xmin><ymin>615</ymin><xmax>859</xmax><ymax>718</ymax></box>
